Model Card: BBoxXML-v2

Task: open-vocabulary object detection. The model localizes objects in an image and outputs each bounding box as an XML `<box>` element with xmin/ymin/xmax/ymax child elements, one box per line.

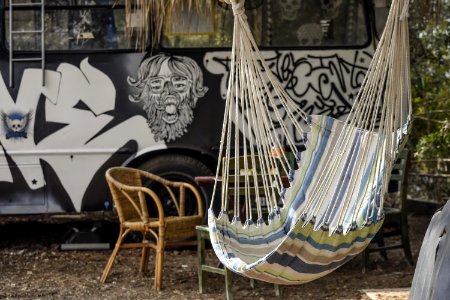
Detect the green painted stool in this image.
<box><xmin>196</xmin><ymin>225</ymin><xmax>233</xmax><ymax>299</ymax></box>
<box><xmin>196</xmin><ymin>225</ymin><xmax>281</xmax><ymax>300</ymax></box>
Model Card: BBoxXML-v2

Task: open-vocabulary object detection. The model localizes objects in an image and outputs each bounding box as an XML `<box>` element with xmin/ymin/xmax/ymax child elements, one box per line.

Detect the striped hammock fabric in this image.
<box><xmin>209</xmin><ymin>0</ymin><xmax>412</xmax><ymax>284</ymax></box>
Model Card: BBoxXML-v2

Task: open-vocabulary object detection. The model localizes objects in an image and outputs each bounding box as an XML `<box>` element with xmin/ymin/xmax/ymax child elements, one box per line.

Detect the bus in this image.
<box><xmin>0</xmin><ymin>0</ymin><xmax>390</xmax><ymax>218</ymax></box>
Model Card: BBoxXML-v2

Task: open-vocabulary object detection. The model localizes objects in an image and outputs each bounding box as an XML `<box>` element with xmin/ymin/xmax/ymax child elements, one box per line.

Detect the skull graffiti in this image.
<box><xmin>320</xmin><ymin>0</ymin><xmax>343</xmax><ymax>19</ymax></box>
<box><xmin>9</xmin><ymin>119</ymin><xmax>25</xmax><ymax>132</ymax></box>
<box><xmin>297</xmin><ymin>23</ymin><xmax>323</xmax><ymax>45</ymax></box>
<box><xmin>1</xmin><ymin>111</ymin><xmax>32</xmax><ymax>139</ymax></box>
<box><xmin>279</xmin><ymin>0</ymin><xmax>302</xmax><ymax>21</ymax></box>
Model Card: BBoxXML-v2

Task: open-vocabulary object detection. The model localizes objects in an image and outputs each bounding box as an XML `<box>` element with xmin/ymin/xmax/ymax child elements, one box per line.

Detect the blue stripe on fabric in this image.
<box><xmin>266</xmin><ymin>250</ymin><xmax>356</xmax><ymax>274</ymax></box>
<box><xmin>318</xmin><ymin>130</ymin><xmax>362</xmax><ymax>225</ymax></box>
<box><xmin>372</xmin><ymin>196</ymin><xmax>382</xmax><ymax>222</ymax></box>
<box><xmin>284</xmin><ymin>116</ymin><xmax>333</xmax><ymax>232</ymax></box>
<box><xmin>360</xmin><ymin>161</ymin><xmax>383</xmax><ymax>223</ymax></box>
<box><xmin>343</xmin><ymin>151</ymin><xmax>376</xmax><ymax>227</ymax></box>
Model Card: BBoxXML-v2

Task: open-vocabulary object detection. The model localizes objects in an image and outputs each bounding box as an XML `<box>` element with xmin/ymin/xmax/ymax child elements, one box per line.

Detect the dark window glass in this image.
<box><xmin>374</xmin><ymin>0</ymin><xmax>391</xmax><ymax>37</ymax></box>
<box><xmin>3</xmin><ymin>0</ymin><xmax>134</xmax><ymax>51</ymax></box>
<box><xmin>271</xmin><ymin>0</ymin><xmax>368</xmax><ymax>47</ymax></box>
<box><xmin>5</xmin><ymin>0</ymin><xmax>122</xmax><ymax>5</ymax></box>
<box><xmin>162</xmin><ymin>0</ymin><xmax>262</xmax><ymax>48</ymax></box>
<box><xmin>162</xmin><ymin>0</ymin><xmax>369</xmax><ymax>48</ymax></box>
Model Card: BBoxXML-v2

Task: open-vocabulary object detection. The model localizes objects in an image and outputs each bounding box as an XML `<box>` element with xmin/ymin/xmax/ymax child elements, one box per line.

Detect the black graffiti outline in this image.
<box><xmin>210</xmin><ymin>50</ymin><xmax>372</xmax><ymax>146</ymax></box>
<box><xmin>269</xmin><ymin>50</ymin><xmax>371</xmax><ymax>118</ymax></box>
<box><xmin>213</xmin><ymin>50</ymin><xmax>371</xmax><ymax>119</ymax></box>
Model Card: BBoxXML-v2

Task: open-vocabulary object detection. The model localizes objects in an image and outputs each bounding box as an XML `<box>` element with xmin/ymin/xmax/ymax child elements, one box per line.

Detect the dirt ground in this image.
<box><xmin>0</xmin><ymin>214</ymin><xmax>433</xmax><ymax>300</ymax></box>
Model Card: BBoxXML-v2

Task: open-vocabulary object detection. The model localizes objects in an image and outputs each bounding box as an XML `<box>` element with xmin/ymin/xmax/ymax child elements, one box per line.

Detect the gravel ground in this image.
<box><xmin>0</xmin><ymin>214</ymin><xmax>432</xmax><ymax>300</ymax></box>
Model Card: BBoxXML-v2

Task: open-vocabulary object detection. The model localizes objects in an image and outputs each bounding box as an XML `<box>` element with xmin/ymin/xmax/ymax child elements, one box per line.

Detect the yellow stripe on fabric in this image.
<box><xmin>291</xmin><ymin>220</ymin><xmax>383</xmax><ymax>248</ymax></box>
<box><xmin>248</xmin><ymin>222</ymin><xmax>382</xmax><ymax>283</ymax></box>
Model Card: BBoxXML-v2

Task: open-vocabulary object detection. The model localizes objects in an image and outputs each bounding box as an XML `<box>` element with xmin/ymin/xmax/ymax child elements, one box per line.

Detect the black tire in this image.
<box><xmin>137</xmin><ymin>154</ymin><xmax>216</xmax><ymax>223</ymax></box>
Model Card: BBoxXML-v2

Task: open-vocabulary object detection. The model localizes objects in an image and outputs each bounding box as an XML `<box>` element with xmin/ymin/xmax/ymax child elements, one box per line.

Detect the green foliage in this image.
<box><xmin>415</xmin><ymin>123</ymin><xmax>450</xmax><ymax>160</ymax></box>
<box><xmin>409</xmin><ymin>0</ymin><xmax>450</xmax><ymax>162</ymax></box>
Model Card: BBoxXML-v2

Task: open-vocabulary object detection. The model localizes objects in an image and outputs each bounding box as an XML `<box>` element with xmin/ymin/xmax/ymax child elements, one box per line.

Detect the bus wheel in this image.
<box><xmin>137</xmin><ymin>154</ymin><xmax>215</xmax><ymax>223</ymax></box>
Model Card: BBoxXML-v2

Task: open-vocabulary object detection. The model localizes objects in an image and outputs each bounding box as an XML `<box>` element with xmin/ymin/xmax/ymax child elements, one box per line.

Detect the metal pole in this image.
<box><xmin>9</xmin><ymin>0</ymin><xmax>13</xmax><ymax>87</ymax></box>
<box><xmin>41</xmin><ymin>0</ymin><xmax>45</xmax><ymax>86</ymax></box>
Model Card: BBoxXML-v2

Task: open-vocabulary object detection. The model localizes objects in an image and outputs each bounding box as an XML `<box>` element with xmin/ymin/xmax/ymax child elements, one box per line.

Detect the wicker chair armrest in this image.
<box><xmin>178</xmin><ymin>182</ymin><xmax>204</xmax><ymax>218</ymax></box>
<box><xmin>139</xmin><ymin>170</ymin><xmax>181</xmax><ymax>188</ymax></box>
<box><xmin>139</xmin><ymin>186</ymin><xmax>166</xmax><ymax>223</ymax></box>
<box><xmin>138</xmin><ymin>169</ymin><xmax>203</xmax><ymax>218</ymax></box>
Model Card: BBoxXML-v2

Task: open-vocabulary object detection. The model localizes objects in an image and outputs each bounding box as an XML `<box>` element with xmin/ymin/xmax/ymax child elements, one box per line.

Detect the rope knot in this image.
<box><xmin>223</xmin><ymin>0</ymin><xmax>246</xmax><ymax>17</ymax></box>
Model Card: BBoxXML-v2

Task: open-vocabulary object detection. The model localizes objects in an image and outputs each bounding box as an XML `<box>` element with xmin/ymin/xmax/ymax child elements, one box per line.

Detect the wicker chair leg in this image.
<box><xmin>140</xmin><ymin>240</ymin><xmax>150</xmax><ymax>273</ymax></box>
<box><xmin>100</xmin><ymin>227</ymin><xmax>125</xmax><ymax>283</ymax></box>
<box><xmin>140</xmin><ymin>232</ymin><xmax>151</xmax><ymax>273</ymax></box>
<box><xmin>154</xmin><ymin>246</ymin><xmax>165</xmax><ymax>291</ymax></box>
<box><xmin>153</xmin><ymin>247</ymin><xmax>159</xmax><ymax>290</ymax></box>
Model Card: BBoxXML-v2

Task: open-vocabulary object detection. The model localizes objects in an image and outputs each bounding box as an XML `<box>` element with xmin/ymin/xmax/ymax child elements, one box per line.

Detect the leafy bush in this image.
<box><xmin>409</xmin><ymin>1</ymin><xmax>450</xmax><ymax>162</ymax></box>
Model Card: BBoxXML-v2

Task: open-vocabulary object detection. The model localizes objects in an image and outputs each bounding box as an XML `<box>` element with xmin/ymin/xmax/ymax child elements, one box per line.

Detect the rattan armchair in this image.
<box><xmin>100</xmin><ymin>167</ymin><xmax>203</xmax><ymax>291</ymax></box>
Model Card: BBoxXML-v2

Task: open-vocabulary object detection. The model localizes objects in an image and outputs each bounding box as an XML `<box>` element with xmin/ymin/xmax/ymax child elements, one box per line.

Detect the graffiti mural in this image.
<box><xmin>0</xmin><ymin>58</ymin><xmax>164</xmax><ymax>213</ymax></box>
<box><xmin>204</xmin><ymin>49</ymin><xmax>371</xmax><ymax>143</ymax></box>
<box><xmin>205</xmin><ymin>50</ymin><xmax>371</xmax><ymax>117</ymax></box>
<box><xmin>128</xmin><ymin>54</ymin><xmax>209</xmax><ymax>142</ymax></box>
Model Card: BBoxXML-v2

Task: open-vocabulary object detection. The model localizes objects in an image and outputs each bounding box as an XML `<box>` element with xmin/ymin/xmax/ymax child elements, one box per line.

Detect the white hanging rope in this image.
<box><xmin>211</xmin><ymin>0</ymin><xmax>411</xmax><ymax>232</ymax></box>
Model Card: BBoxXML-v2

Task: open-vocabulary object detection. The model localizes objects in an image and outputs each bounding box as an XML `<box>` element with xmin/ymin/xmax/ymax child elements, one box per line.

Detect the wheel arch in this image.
<box><xmin>125</xmin><ymin>147</ymin><xmax>219</xmax><ymax>223</ymax></box>
<box><xmin>124</xmin><ymin>146</ymin><xmax>218</xmax><ymax>175</ymax></box>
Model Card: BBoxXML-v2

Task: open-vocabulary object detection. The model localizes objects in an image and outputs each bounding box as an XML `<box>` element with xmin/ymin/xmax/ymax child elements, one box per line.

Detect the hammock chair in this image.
<box><xmin>208</xmin><ymin>0</ymin><xmax>412</xmax><ymax>285</ymax></box>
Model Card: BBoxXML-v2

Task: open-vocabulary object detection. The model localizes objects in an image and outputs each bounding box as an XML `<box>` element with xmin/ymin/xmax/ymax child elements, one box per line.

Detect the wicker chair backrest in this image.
<box><xmin>106</xmin><ymin>167</ymin><xmax>148</xmax><ymax>224</ymax></box>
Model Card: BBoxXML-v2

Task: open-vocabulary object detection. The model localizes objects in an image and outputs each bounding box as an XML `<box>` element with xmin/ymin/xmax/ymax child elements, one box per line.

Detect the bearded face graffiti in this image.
<box><xmin>128</xmin><ymin>54</ymin><xmax>208</xmax><ymax>142</ymax></box>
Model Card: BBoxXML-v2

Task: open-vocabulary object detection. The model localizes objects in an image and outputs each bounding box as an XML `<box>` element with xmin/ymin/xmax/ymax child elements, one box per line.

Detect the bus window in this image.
<box><xmin>162</xmin><ymin>0</ymin><xmax>369</xmax><ymax>48</ymax></box>
<box><xmin>3</xmin><ymin>0</ymin><xmax>136</xmax><ymax>51</ymax></box>
<box><xmin>373</xmin><ymin>0</ymin><xmax>391</xmax><ymax>38</ymax></box>
<box><xmin>165</xmin><ymin>3</ymin><xmax>215</xmax><ymax>36</ymax></box>
<box><xmin>271</xmin><ymin>0</ymin><xmax>369</xmax><ymax>47</ymax></box>
<box><xmin>162</xmin><ymin>0</ymin><xmax>262</xmax><ymax>48</ymax></box>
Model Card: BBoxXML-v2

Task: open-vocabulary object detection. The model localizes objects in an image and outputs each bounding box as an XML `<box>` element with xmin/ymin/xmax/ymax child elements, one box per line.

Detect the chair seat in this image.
<box><xmin>161</xmin><ymin>215</ymin><xmax>203</xmax><ymax>240</ymax></box>
<box><xmin>123</xmin><ymin>215</ymin><xmax>203</xmax><ymax>240</ymax></box>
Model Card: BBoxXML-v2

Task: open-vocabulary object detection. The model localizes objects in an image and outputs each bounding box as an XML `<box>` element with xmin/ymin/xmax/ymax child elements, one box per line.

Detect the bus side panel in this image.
<box><xmin>0</xmin><ymin>53</ymin><xmax>165</xmax><ymax>213</ymax></box>
<box><xmin>0</xmin><ymin>50</ymin><xmax>224</xmax><ymax>214</ymax></box>
<box><xmin>0</xmin><ymin>44</ymin><xmax>373</xmax><ymax>214</ymax></box>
